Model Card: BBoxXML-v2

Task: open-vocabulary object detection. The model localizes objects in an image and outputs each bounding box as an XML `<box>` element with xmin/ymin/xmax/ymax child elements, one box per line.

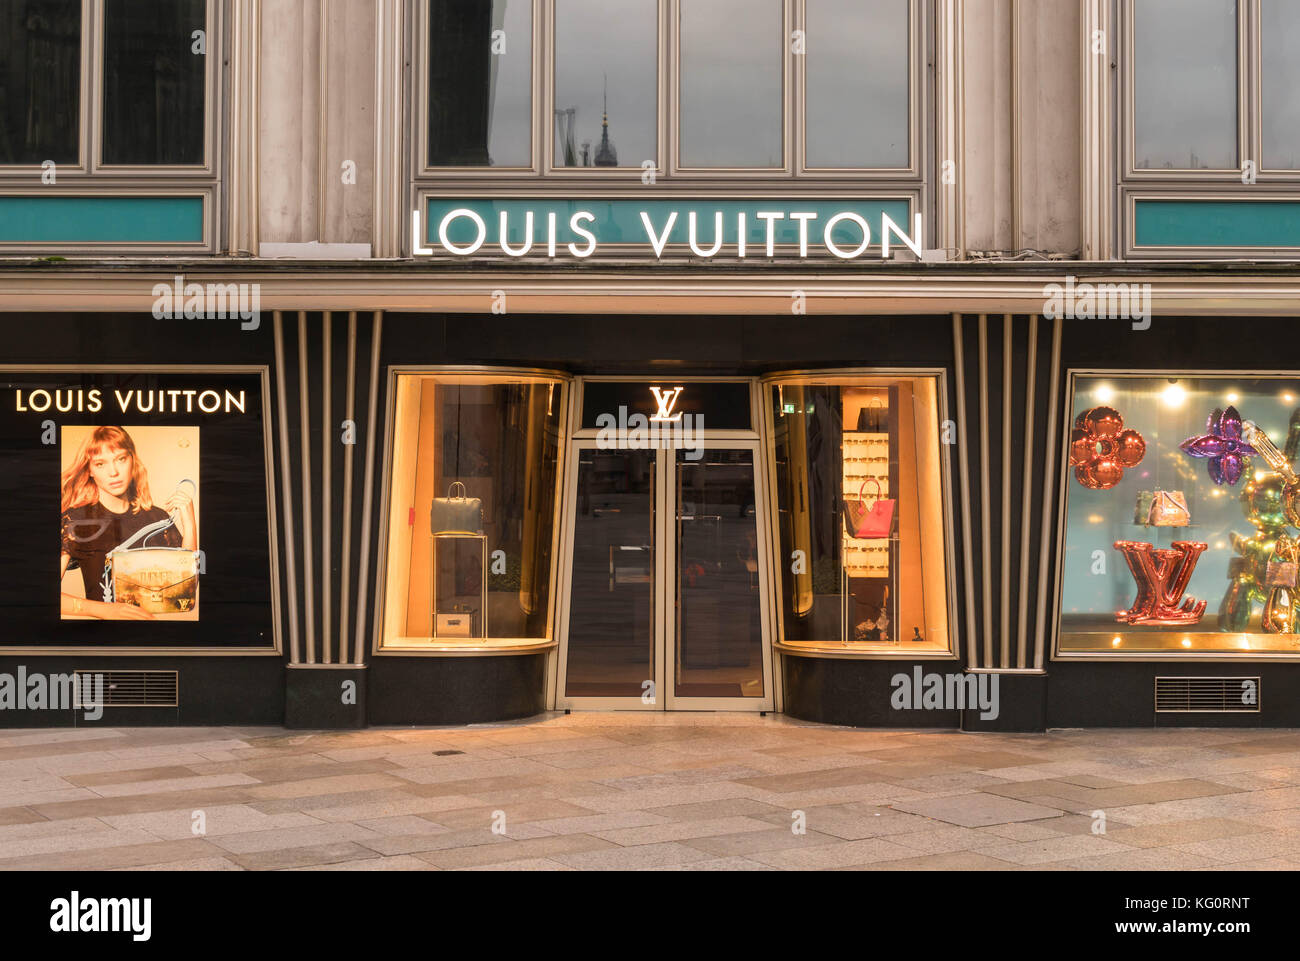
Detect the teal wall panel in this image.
<box><xmin>1135</xmin><ymin>199</ymin><xmax>1300</xmax><ymax>248</ymax></box>
<box><xmin>0</xmin><ymin>195</ymin><xmax>204</xmax><ymax>243</ymax></box>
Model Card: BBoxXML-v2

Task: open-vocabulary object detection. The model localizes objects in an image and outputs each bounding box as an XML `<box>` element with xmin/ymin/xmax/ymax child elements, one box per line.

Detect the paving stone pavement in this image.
<box><xmin>2</xmin><ymin>714</ymin><xmax>1299</xmax><ymax>870</ymax></box>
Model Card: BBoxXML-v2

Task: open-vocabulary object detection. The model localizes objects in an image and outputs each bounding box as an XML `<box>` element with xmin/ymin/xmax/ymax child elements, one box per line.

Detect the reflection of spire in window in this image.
<box><xmin>555</xmin><ymin>106</ymin><xmax>577</xmax><ymax>166</ymax></box>
<box><xmin>594</xmin><ymin>73</ymin><xmax>618</xmax><ymax>166</ymax></box>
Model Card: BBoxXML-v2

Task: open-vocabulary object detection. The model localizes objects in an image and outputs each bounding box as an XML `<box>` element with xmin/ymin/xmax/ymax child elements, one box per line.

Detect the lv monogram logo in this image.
<box><xmin>1113</xmin><ymin>540</ymin><xmax>1209</xmax><ymax>625</ymax></box>
<box><xmin>649</xmin><ymin>386</ymin><xmax>685</xmax><ymax>422</ymax></box>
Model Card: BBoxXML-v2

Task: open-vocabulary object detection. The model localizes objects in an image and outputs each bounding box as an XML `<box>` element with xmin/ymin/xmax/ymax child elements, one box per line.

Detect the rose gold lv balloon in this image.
<box><xmin>1114</xmin><ymin>540</ymin><xmax>1208</xmax><ymax>625</ymax></box>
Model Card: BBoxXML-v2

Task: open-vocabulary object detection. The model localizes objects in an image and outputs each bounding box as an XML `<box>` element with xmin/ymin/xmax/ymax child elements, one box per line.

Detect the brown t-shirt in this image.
<box><xmin>61</xmin><ymin>502</ymin><xmax>180</xmax><ymax>602</ymax></box>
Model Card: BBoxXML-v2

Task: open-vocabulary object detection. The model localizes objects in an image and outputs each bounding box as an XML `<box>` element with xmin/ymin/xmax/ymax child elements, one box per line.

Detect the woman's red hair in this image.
<box><xmin>60</xmin><ymin>426</ymin><xmax>153</xmax><ymax>514</ymax></box>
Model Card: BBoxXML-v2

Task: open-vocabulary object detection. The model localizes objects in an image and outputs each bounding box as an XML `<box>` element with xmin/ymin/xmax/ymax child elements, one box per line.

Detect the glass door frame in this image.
<box><xmin>551</xmin><ymin>376</ymin><xmax>776</xmax><ymax>711</ymax></box>
<box><xmin>553</xmin><ymin>438</ymin><xmax>667</xmax><ymax>711</ymax></box>
<box><xmin>663</xmin><ymin>437</ymin><xmax>775</xmax><ymax>711</ymax></box>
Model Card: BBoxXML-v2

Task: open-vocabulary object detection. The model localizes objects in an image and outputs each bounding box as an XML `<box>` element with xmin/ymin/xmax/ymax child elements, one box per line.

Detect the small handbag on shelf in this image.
<box><xmin>844</xmin><ymin>477</ymin><xmax>896</xmax><ymax>539</ymax></box>
<box><xmin>1267</xmin><ymin>559</ymin><xmax>1299</xmax><ymax>589</ymax></box>
<box><xmin>1148</xmin><ymin>490</ymin><xmax>1190</xmax><ymax>527</ymax></box>
<box><xmin>856</xmin><ymin>398</ymin><xmax>887</xmax><ymax>433</ymax></box>
<box><xmin>430</xmin><ymin>481</ymin><xmax>484</xmax><ymax>535</ymax></box>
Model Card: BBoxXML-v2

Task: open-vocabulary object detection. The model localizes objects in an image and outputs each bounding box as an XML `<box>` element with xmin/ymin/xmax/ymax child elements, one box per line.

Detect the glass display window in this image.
<box><xmin>377</xmin><ymin>370</ymin><xmax>568</xmax><ymax>650</ymax></box>
<box><xmin>1056</xmin><ymin>372</ymin><xmax>1300</xmax><ymax>656</ymax></box>
<box><xmin>765</xmin><ymin>372</ymin><xmax>953</xmax><ymax>654</ymax></box>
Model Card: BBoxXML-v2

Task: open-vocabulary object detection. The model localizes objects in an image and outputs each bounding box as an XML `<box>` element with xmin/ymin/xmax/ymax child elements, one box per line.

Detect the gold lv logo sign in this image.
<box><xmin>1113</xmin><ymin>540</ymin><xmax>1208</xmax><ymax>625</ymax></box>
<box><xmin>649</xmin><ymin>386</ymin><xmax>684</xmax><ymax>422</ymax></box>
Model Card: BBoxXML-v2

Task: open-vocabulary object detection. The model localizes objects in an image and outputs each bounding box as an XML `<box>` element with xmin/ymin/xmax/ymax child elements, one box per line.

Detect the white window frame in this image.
<box><xmin>0</xmin><ymin>0</ymin><xmax>224</xmax><ymax>254</ymax></box>
<box><xmin>411</xmin><ymin>0</ymin><xmax>927</xmax><ymax>184</ymax></box>
<box><xmin>1117</xmin><ymin>0</ymin><xmax>1300</xmax><ymax>259</ymax></box>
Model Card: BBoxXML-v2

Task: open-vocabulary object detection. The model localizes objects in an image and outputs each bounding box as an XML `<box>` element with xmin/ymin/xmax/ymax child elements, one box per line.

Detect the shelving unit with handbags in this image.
<box><xmin>841</xmin><ymin>426</ymin><xmax>899</xmax><ymax>645</ymax></box>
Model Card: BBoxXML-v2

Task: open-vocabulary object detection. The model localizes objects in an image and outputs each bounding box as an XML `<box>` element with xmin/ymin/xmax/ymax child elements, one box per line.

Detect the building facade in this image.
<box><xmin>2</xmin><ymin>0</ymin><xmax>1299</xmax><ymax>731</ymax></box>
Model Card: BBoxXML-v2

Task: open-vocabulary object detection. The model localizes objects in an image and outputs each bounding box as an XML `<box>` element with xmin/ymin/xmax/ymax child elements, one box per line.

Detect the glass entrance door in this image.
<box><xmin>557</xmin><ymin>441</ymin><xmax>773</xmax><ymax>710</ymax></box>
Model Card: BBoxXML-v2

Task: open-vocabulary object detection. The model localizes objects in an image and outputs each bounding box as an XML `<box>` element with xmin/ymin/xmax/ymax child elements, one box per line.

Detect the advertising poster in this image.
<box><xmin>0</xmin><ymin>368</ymin><xmax>278</xmax><ymax>651</ymax></box>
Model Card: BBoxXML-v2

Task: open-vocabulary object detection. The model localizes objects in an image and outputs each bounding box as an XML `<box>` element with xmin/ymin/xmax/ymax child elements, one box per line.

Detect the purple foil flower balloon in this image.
<box><xmin>1180</xmin><ymin>406</ymin><xmax>1256</xmax><ymax>485</ymax></box>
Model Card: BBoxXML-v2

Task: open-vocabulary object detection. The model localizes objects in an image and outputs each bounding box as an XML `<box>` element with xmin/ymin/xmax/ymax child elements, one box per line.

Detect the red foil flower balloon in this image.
<box><xmin>1069</xmin><ymin>406</ymin><xmax>1146</xmax><ymax>490</ymax></box>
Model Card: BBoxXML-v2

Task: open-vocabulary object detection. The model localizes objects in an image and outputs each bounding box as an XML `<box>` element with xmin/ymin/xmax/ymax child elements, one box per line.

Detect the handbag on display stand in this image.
<box><xmin>430</xmin><ymin>481</ymin><xmax>483</xmax><ymax>535</ymax></box>
<box><xmin>844</xmin><ymin>477</ymin><xmax>897</xmax><ymax>539</ymax></box>
<box><xmin>430</xmin><ymin>481</ymin><xmax>487</xmax><ymax>641</ymax></box>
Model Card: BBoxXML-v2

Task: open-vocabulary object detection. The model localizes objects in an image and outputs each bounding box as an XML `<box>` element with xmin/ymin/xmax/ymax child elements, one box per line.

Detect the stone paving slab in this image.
<box><xmin>889</xmin><ymin>792</ymin><xmax>1067</xmax><ymax>827</ymax></box>
<box><xmin>3</xmin><ymin>716</ymin><xmax>1300</xmax><ymax>869</ymax></box>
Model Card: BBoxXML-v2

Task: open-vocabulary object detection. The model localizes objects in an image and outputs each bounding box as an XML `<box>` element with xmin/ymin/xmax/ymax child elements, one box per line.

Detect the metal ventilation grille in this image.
<box><xmin>74</xmin><ymin>670</ymin><xmax>179</xmax><ymax>708</ymax></box>
<box><xmin>1155</xmin><ymin>676</ymin><xmax>1260</xmax><ymax>713</ymax></box>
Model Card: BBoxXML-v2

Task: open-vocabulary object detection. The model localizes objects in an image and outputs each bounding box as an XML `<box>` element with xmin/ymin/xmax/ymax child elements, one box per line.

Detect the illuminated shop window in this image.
<box><xmin>1057</xmin><ymin>373</ymin><xmax>1300</xmax><ymax>655</ymax></box>
<box><xmin>767</xmin><ymin>374</ymin><xmax>951</xmax><ymax>654</ymax></box>
<box><xmin>378</xmin><ymin>372</ymin><xmax>567</xmax><ymax>650</ymax></box>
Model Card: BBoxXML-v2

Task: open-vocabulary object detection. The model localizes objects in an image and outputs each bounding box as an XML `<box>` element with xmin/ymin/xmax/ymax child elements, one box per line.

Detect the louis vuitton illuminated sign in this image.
<box><xmin>413</xmin><ymin>199</ymin><xmax>922</xmax><ymax>261</ymax></box>
<box><xmin>649</xmin><ymin>386</ymin><xmax>685</xmax><ymax>423</ymax></box>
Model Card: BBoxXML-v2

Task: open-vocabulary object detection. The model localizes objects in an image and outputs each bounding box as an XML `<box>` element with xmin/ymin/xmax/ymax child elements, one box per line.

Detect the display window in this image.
<box><xmin>1056</xmin><ymin>372</ymin><xmax>1300</xmax><ymax>656</ymax></box>
<box><xmin>0</xmin><ymin>365</ymin><xmax>279</xmax><ymax>653</ymax></box>
<box><xmin>376</xmin><ymin>370</ymin><xmax>568</xmax><ymax>651</ymax></box>
<box><xmin>764</xmin><ymin>372</ymin><xmax>953</xmax><ymax>655</ymax></box>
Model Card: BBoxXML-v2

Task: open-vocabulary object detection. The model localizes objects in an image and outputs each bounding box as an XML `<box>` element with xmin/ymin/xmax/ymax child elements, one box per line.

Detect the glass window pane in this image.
<box><xmin>102</xmin><ymin>0</ymin><xmax>206</xmax><ymax>165</ymax></box>
<box><xmin>769</xmin><ymin>377</ymin><xmax>950</xmax><ymax>653</ymax></box>
<box><xmin>805</xmin><ymin>0</ymin><xmax>909</xmax><ymax>168</ymax></box>
<box><xmin>1263</xmin><ymin>1</ymin><xmax>1300</xmax><ymax>169</ymax></box>
<box><xmin>428</xmin><ymin>0</ymin><xmax>532</xmax><ymax>167</ymax></box>
<box><xmin>553</xmin><ymin>0</ymin><xmax>656</xmax><ymax>168</ymax></box>
<box><xmin>679</xmin><ymin>0</ymin><xmax>782</xmax><ymax>168</ymax></box>
<box><xmin>1133</xmin><ymin>0</ymin><xmax>1236</xmax><ymax>170</ymax></box>
<box><xmin>381</xmin><ymin>374</ymin><xmax>565</xmax><ymax>648</ymax></box>
<box><xmin>1058</xmin><ymin>375</ymin><xmax>1300</xmax><ymax>654</ymax></box>
<box><xmin>0</xmin><ymin>0</ymin><xmax>80</xmax><ymax>165</ymax></box>
<box><xmin>676</xmin><ymin>449</ymin><xmax>764</xmax><ymax>698</ymax></box>
<box><xmin>563</xmin><ymin>449</ymin><xmax>656</xmax><ymax>697</ymax></box>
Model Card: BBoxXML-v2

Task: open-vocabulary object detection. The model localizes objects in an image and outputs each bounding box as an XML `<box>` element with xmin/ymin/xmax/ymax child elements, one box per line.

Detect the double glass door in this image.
<box><xmin>557</xmin><ymin>440</ymin><xmax>773</xmax><ymax>710</ymax></box>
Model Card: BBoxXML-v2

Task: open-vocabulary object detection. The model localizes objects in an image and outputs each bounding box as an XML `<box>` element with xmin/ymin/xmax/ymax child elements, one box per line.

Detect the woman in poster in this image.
<box><xmin>59</xmin><ymin>426</ymin><xmax>197</xmax><ymax>620</ymax></box>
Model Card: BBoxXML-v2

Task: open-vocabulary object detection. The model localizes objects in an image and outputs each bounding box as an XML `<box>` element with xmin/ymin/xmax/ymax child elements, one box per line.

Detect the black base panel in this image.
<box><xmin>285</xmin><ymin>666</ymin><xmax>367</xmax><ymax>729</ymax></box>
<box><xmin>366</xmin><ymin>652</ymin><xmax>547</xmax><ymax>725</ymax></box>
<box><xmin>1047</xmin><ymin>662</ymin><xmax>1289</xmax><ymax>728</ymax></box>
<box><xmin>962</xmin><ymin>672</ymin><xmax>1047</xmax><ymax>732</ymax></box>
<box><xmin>781</xmin><ymin>655</ymin><xmax>960</xmax><ymax>728</ymax></box>
<box><xmin>0</xmin><ymin>656</ymin><xmax>284</xmax><ymax>727</ymax></box>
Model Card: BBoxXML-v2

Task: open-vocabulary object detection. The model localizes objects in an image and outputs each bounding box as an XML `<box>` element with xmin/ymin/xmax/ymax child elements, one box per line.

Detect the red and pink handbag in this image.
<box><xmin>844</xmin><ymin>477</ymin><xmax>896</xmax><ymax>539</ymax></box>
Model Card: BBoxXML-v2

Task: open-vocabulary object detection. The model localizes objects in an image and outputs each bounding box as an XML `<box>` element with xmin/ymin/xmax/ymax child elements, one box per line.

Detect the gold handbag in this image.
<box><xmin>103</xmin><ymin>516</ymin><xmax>199</xmax><ymax>614</ymax></box>
<box><xmin>1148</xmin><ymin>490</ymin><xmax>1190</xmax><ymax>527</ymax></box>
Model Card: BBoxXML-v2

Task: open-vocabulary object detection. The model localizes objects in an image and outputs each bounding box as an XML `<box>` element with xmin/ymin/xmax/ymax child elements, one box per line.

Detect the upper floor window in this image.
<box><xmin>1121</xmin><ymin>1</ymin><xmax>1300</xmax><ymax>256</ymax></box>
<box><xmin>1132</xmin><ymin>0</ymin><xmax>1237</xmax><ymax>171</ymax></box>
<box><xmin>1126</xmin><ymin>0</ymin><xmax>1300</xmax><ymax>177</ymax></box>
<box><xmin>416</xmin><ymin>0</ymin><xmax>921</xmax><ymax>177</ymax></box>
<box><xmin>0</xmin><ymin>0</ymin><xmax>213</xmax><ymax>172</ymax></box>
